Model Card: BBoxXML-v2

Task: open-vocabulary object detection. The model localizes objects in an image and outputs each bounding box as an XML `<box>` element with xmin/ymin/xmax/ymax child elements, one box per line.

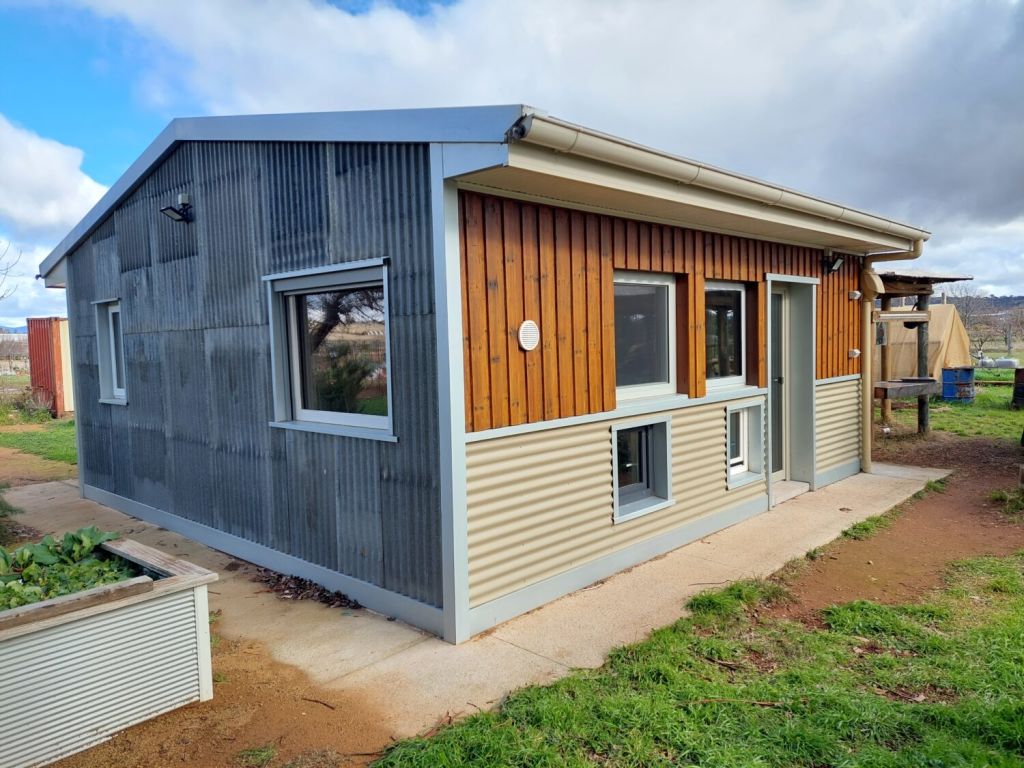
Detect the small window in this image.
<box><xmin>705</xmin><ymin>282</ymin><xmax>745</xmax><ymax>389</ymax></box>
<box><xmin>614</xmin><ymin>271</ymin><xmax>676</xmax><ymax>399</ymax></box>
<box><xmin>613</xmin><ymin>418</ymin><xmax>672</xmax><ymax>522</ymax></box>
<box><xmin>95</xmin><ymin>300</ymin><xmax>127</xmax><ymax>403</ymax></box>
<box><xmin>267</xmin><ymin>262</ymin><xmax>393</xmax><ymax>436</ymax></box>
<box><xmin>726</xmin><ymin>401</ymin><xmax>764</xmax><ymax>488</ymax></box>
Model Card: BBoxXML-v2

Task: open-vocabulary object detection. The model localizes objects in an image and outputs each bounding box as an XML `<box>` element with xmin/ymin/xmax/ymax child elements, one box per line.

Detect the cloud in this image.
<box><xmin>0</xmin><ymin>240</ymin><xmax>69</xmax><ymax>328</ymax></box>
<box><xmin>0</xmin><ymin>114</ymin><xmax>107</xmax><ymax>241</ymax></box>
<box><xmin>37</xmin><ymin>0</ymin><xmax>1024</xmax><ymax>293</ymax></box>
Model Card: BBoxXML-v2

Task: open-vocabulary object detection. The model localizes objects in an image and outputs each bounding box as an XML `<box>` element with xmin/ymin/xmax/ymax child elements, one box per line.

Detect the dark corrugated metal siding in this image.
<box><xmin>66</xmin><ymin>141</ymin><xmax>442</xmax><ymax>607</ymax></box>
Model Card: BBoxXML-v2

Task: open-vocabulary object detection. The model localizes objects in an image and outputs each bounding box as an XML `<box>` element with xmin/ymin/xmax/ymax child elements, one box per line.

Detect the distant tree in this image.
<box><xmin>0</xmin><ymin>241</ymin><xmax>20</xmax><ymax>304</ymax></box>
<box><xmin>1002</xmin><ymin>306</ymin><xmax>1024</xmax><ymax>357</ymax></box>
<box><xmin>948</xmin><ymin>281</ymin><xmax>998</xmax><ymax>358</ymax></box>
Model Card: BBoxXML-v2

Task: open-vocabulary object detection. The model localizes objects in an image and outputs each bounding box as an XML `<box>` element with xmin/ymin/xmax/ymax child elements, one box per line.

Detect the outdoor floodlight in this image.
<box><xmin>160</xmin><ymin>193</ymin><xmax>193</xmax><ymax>223</ymax></box>
<box><xmin>825</xmin><ymin>253</ymin><xmax>845</xmax><ymax>273</ymax></box>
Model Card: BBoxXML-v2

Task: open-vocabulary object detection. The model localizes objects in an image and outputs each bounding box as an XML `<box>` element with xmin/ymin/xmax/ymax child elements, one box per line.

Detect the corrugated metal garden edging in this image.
<box><xmin>0</xmin><ymin>540</ymin><xmax>217</xmax><ymax>768</ymax></box>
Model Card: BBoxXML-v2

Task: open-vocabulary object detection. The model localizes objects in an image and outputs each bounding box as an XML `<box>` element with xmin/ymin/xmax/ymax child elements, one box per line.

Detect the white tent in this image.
<box><xmin>873</xmin><ymin>303</ymin><xmax>973</xmax><ymax>381</ymax></box>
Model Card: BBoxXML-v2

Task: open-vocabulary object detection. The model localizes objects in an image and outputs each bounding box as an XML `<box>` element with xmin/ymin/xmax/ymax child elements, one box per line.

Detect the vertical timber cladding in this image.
<box><xmin>66</xmin><ymin>141</ymin><xmax>443</xmax><ymax>607</ymax></box>
<box><xmin>460</xmin><ymin>191</ymin><xmax>862</xmax><ymax>431</ymax></box>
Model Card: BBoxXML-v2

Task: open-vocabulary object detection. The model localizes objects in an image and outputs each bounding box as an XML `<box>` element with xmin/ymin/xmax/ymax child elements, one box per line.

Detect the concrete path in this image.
<box><xmin>5</xmin><ymin>463</ymin><xmax>946</xmax><ymax>740</ymax></box>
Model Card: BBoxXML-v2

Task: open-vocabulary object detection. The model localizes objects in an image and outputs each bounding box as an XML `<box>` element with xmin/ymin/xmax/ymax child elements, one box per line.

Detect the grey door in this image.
<box><xmin>770</xmin><ymin>291</ymin><xmax>785</xmax><ymax>477</ymax></box>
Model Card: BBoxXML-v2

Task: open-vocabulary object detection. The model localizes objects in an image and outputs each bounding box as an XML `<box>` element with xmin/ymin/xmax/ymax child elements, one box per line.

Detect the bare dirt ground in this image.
<box><xmin>0</xmin><ymin>445</ymin><xmax>76</xmax><ymax>487</ymax></box>
<box><xmin>770</xmin><ymin>431</ymin><xmax>1024</xmax><ymax>622</ymax></box>
<box><xmin>45</xmin><ymin>431</ymin><xmax>1024</xmax><ymax>768</ymax></box>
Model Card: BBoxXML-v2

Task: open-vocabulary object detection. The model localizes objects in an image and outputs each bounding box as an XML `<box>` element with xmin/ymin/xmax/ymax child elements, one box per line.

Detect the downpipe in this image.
<box><xmin>860</xmin><ymin>239</ymin><xmax>925</xmax><ymax>473</ymax></box>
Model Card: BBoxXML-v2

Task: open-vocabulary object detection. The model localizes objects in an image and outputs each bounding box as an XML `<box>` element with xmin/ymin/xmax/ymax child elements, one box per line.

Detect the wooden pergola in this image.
<box><xmin>873</xmin><ymin>269</ymin><xmax>972</xmax><ymax>433</ymax></box>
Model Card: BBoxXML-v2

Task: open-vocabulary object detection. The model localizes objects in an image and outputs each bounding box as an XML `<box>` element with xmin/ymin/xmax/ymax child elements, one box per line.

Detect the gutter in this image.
<box><xmin>858</xmin><ymin>240</ymin><xmax>926</xmax><ymax>472</ymax></box>
<box><xmin>508</xmin><ymin>114</ymin><xmax>931</xmax><ymax>245</ymax></box>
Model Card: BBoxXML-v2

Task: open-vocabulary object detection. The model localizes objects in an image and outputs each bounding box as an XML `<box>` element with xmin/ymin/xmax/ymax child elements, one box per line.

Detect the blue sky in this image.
<box><xmin>0</xmin><ymin>0</ymin><xmax>1021</xmax><ymax>327</ymax></box>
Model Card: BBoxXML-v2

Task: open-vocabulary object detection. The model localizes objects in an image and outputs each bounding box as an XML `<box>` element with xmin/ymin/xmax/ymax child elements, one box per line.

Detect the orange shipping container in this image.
<box><xmin>27</xmin><ymin>317</ymin><xmax>74</xmax><ymax>417</ymax></box>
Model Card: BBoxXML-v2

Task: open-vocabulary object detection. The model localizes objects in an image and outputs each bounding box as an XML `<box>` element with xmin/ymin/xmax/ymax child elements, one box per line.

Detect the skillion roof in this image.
<box><xmin>40</xmin><ymin>105</ymin><xmax>931</xmax><ymax>283</ymax></box>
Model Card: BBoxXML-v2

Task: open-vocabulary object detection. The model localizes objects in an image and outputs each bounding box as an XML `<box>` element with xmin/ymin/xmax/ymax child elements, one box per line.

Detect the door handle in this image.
<box><xmin>773</xmin><ymin>376</ymin><xmax>784</xmax><ymax>384</ymax></box>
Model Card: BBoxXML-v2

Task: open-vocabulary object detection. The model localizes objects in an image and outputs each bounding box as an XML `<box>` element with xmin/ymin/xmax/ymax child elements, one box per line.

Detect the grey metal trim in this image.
<box><xmin>63</xmin><ymin>266</ymin><xmax>86</xmax><ymax>501</ymax></box>
<box><xmin>814</xmin><ymin>458</ymin><xmax>862</xmax><ymax>489</ymax></box>
<box><xmin>764</xmin><ymin>272</ymin><xmax>820</xmax><ymax>285</ymax></box>
<box><xmin>815</xmin><ymin>373</ymin><xmax>861</xmax><ymax>386</ymax></box>
<box><xmin>432</xmin><ymin>149</ymin><xmax>471</xmax><ymax>643</ymax></box>
<box><xmin>81</xmin><ymin>484</ymin><xmax>444</xmax><ymax>635</ymax></box>
<box><xmin>467</xmin><ymin>493</ymin><xmax>770</xmax><ymax>636</ymax></box>
<box><xmin>89</xmin><ymin>297</ymin><xmax>121</xmax><ymax>305</ymax></box>
<box><xmin>268</xmin><ymin>421</ymin><xmax>398</xmax><ymax>443</ymax></box>
<box><xmin>465</xmin><ymin>386</ymin><xmax>768</xmax><ymax>443</ymax></box>
<box><xmin>261</xmin><ymin>257</ymin><xmax>387</xmax><ymax>283</ymax></box>
<box><xmin>440</xmin><ymin>143</ymin><xmax>509</xmax><ymax>178</ymax></box>
<box><xmin>725</xmin><ymin>399</ymin><xmax>766</xmax><ymax>490</ymax></box>
<box><xmin>98</xmin><ymin>398</ymin><xmax>129</xmax><ymax>407</ymax></box>
<box><xmin>39</xmin><ymin>105</ymin><xmax>531</xmax><ymax>279</ymax></box>
<box><xmin>611</xmin><ymin>415</ymin><xmax>673</xmax><ymax>524</ymax></box>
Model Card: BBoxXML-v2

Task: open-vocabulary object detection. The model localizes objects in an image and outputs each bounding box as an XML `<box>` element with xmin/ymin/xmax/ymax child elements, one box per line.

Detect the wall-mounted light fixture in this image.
<box><xmin>160</xmin><ymin>193</ymin><xmax>193</xmax><ymax>223</ymax></box>
<box><xmin>848</xmin><ymin>290</ymin><xmax>863</xmax><ymax>300</ymax></box>
<box><xmin>824</xmin><ymin>250</ymin><xmax>845</xmax><ymax>273</ymax></box>
<box><xmin>849</xmin><ymin>348</ymin><xmax>862</xmax><ymax>359</ymax></box>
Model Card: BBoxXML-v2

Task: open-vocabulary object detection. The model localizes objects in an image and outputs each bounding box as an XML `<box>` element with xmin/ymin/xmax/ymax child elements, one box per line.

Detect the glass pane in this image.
<box><xmin>615</xmin><ymin>283</ymin><xmax>669</xmax><ymax>387</ymax></box>
<box><xmin>729</xmin><ymin>410</ymin><xmax>742</xmax><ymax>463</ymax></box>
<box><xmin>705</xmin><ymin>289</ymin><xmax>743</xmax><ymax>379</ymax></box>
<box><xmin>617</xmin><ymin>425</ymin><xmax>651</xmax><ymax>504</ymax></box>
<box><xmin>111</xmin><ymin>309</ymin><xmax>125</xmax><ymax>391</ymax></box>
<box><xmin>296</xmin><ymin>285</ymin><xmax>387</xmax><ymax>416</ymax></box>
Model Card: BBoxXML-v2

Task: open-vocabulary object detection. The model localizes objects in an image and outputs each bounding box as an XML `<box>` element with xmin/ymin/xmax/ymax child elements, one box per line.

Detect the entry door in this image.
<box><xmin>769</xmin><ymin>289</ymin><xmax>787</xmax><ymax>480</ymax></box>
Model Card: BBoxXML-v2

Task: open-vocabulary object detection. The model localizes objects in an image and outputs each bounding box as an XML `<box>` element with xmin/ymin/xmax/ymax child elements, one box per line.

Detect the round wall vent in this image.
<box><xmin>518</xmin><ymin>320</ymin><xmax>540</xmax><ymax>351</ymax></box>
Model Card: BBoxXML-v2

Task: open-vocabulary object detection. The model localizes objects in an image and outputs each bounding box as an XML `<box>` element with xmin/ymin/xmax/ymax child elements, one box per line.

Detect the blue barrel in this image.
<box><xmin>941</xmin><ymin>366</ymin><xmax>975</xmax><ymax>403</ymax></box>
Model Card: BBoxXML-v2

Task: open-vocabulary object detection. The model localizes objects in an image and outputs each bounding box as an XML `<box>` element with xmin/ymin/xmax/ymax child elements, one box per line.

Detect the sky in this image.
<box><xmin>0</xmin><ymin>0</ymin><xmax>1021</xmax><ymax>327</ymax></box>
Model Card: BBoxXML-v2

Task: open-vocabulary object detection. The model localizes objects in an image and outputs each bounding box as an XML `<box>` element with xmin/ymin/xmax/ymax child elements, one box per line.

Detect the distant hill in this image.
<box><xmin>0</xmin><ymin>325</ymin><xmax>28</xmax><ymax>334</ymax></box>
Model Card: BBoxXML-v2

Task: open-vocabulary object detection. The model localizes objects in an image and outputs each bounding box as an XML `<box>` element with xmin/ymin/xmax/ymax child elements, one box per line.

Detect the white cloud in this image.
<box><xmin>0</xmin><ymin>114</ymin><xmax>107</xmax><ymax>241</ymax></box>
<box><xmin>0</xmin><ymin>240</ymin><xmax>69</xmax><ymax>328</ymax></box>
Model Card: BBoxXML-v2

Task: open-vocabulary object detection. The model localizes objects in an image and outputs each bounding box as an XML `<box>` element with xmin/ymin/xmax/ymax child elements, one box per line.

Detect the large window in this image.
<box><xmin>95</xmin><ymin>299</ymin><xmax>127</xmax><ymax>403</ymax></box>
<box><xmin>726</xmin><ymin>401</ymin><xmax>764</xmax><ymax>489</ymax></box>
<box><xmin>705</xmin><ymin>282</ymin><xmax>745</xmax><ymax>389</ymax></box>
<box><xmin>268</xmin><ymin>262</ymin><xmax>392</xmax><ymax>436</ymax></box>
<box><xmin>612</xmin><ymin>417</ymin><xmax>672</xmax><ymax>522</ymax></box>
<box><xmin>614</xmin><ymin>272</ymin><xmax>676</xmax><ymax>399</ymax></box>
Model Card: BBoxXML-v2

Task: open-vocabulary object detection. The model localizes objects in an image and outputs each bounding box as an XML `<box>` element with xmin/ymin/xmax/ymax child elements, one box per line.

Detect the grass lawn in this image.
<box><xmin>974</xmin><ymin>368</ymin><xmax>1014</xmax><ymax>383</ymax></box>
<box><xmin>888</xmin><ymin>386</ymin><xmax>1024</xmax><ymax>440</ymax></box>
<box><xmin>0</xmin><ymin>372</ymin><xmax>30</xmax><ymax>390</ymax></box>
<box><xmin>377</xmin><ymin>555</ymin><xmax>1024</xmax><ymax>767</ymax></box>
<box><xmin>0</xmin><ymin>420</ymin><xmax>77</xmax><ymax>464</ymax></box>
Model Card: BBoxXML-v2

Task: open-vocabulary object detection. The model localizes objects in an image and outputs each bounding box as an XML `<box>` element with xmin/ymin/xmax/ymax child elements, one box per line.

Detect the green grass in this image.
<box><xmin>236</xmin><ymin>745</ymin><xmax>277</xmax><ymax>767</ymax></box>
<box><xmin>0</xmin><ymin>373</ymin><xmax>30</xmax><ymax>390</ymax></box>
<box><xmin>843</xmin><ymin>514</ymin><xmax>893</xmax><ymax>540</ymax></box>
<box><xmin>0</xmin><ymin>485</ymin><xmax>20</xmax><ymax>546</ymax></box>
<box><xmin>974</xmin><ymin>368</ymin><xmax>1014</xmax><ymax>382</ymax></box>
<box><xmin>989</xmin><ymin>489</ymin><xmax>1024</xmax><ymax>520</ymax></box>
<box><xmin>376</xmin><ymin>553</ymin><xmax>1024</xmax><ymax>768</ymax></box>
<box><xmin>890</xmin><ymin>386</ymin><xmax>1024</xmax><ymax>439</ymax></box>
<box><xmin>0</xmin><ymin>420</ymin><xmax>77</xmax><ymax>464</ymax></box>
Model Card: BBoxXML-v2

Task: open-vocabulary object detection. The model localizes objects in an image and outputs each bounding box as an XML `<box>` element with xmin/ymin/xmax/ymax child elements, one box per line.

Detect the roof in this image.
<box><xmin>39</xmin><ymin>105</ymin><xmax>931</xmax><ymax>281</ymax></box>
<box><xmin>877</xmin><ymin>269</ymin><xmax>972</xmax><ymax>284</ymax></box>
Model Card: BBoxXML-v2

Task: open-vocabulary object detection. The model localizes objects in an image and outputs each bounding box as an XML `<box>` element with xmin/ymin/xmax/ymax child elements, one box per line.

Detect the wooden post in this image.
<box><xmin>880</xmin><ymin>295</ymin><xmax>892</xmax><ymax>424</ymax></box>
<box><xmin>917</xmin><ymin>292</ymin><xmax>930</xmax><ymax>434</ymax></box>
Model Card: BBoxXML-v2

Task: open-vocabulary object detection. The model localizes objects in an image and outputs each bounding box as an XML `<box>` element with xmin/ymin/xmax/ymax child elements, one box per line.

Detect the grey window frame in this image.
<box><xmin>264</xmin><ymin>259</ymin><xmax>395</xmax><ymax>440</ymax></box>
<box><xmin>93</xmin><ymin>298</ymin><xmax>127</xmax><ymax>405</ymax></box>
<box><xmin>725</xmin><ymin>399</ymin><xmax>765</xmax><ymax>489</ymax></box>
<box><xmin>611</xmin><ymin>415</ymin><xmax>673</xmax><ymax>523</ymax></box>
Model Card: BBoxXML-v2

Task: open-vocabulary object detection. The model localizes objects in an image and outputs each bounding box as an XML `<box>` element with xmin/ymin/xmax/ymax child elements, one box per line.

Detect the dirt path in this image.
<box><xmin>0</xmin><ymin>445</ymin><xmax>76</xmax><ymax>487</ymax></box>
<box><xmin>56</xmin><ymin>633</ymin><xmax>397</xmax><ymax>768</ymax></box>
<box><xmin>771</xmin><ymin>432</ymin><xmax>1024</xmax><ymax>621</ymax></box>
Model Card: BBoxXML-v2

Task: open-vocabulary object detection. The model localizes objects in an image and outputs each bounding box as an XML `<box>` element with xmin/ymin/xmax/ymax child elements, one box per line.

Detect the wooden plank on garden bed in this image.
<box><xmin>0</xmin><ymin>575</ymin><xmax>153</xmax><ymax>631</ymax></box>
<box><xmin>102</xmin><ymin>539</ymin><xmax>213</xmax><ymax>578</ymax></box>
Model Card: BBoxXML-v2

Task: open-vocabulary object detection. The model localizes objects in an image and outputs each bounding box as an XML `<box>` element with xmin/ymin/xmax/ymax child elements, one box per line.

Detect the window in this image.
<box><xmin>95</xmin><ymin>300</ymin><xmax>127</xmax><ymax>403</ymax></box>
<box><xmin>726</xmin><ymin>401</ymin><xmax>764</xmax><ymax>488</ymax></box>
<box><xmin>267</xmin><ymin>261</ymin><xmax>393</xmax><ymax>437</ymax></box>
<box><xmin>612</xmin><ymin>417</ymin><xmax>672</xmax><ymax>522</ymax></box>
<box><xmin>705</xmin><ymin>282</ymin><xmax>745</xmax><ymax>389</ymax></box>
<box><xmin>614</xmin><ymin>272</ymin><xmax>676</xmax><ymax>399</ymax></box>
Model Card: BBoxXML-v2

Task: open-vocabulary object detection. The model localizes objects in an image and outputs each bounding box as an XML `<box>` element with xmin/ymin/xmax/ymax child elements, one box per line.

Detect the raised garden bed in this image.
<box><xmin>0</xmin><ymin>534</ymin><xmax>217</xmax><ymax>768</ymax></box>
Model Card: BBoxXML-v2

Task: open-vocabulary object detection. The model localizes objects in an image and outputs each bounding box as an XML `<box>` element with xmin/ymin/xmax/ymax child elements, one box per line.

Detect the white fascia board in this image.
<box><xmin>513</xmin><ymin>114</ymin><xmax>930</xmax><ymax>247</ymax></box>
<box><xmin>38</xmin><ymin>105</ymin><xmax>528</xmax><ymax>279</ymax></box>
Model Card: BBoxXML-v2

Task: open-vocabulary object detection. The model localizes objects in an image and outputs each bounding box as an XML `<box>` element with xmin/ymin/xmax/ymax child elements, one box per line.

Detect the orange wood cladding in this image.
<box><xmin>460</xmin><ymin>190</ymin><xmax>862</xmax><ymax>432</ymax></box>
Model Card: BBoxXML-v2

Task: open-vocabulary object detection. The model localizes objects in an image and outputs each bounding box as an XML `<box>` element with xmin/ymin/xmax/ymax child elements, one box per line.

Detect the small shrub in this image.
<box><xmin>842</xmin><ymin>515</ymin><xmax>891</xmax><ymax>540</ymax></box>
<box><xmin>236</xmin><ymin>745</ymin><xmax>277</xmax><ymax>767</ymax></box>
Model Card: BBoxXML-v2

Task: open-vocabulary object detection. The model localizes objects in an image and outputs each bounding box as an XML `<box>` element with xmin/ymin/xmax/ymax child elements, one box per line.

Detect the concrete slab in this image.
<box><xmin>2</xmin><ymin>464</ymin><xmax>948</xmax><ymax>741</ymax></box>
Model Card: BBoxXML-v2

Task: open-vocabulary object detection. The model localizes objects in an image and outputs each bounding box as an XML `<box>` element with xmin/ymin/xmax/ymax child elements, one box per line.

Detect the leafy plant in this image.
<box><xmin>0</xmin><ymin>527</ymin><xmax>135</xmax><ymax>611</ymax></box>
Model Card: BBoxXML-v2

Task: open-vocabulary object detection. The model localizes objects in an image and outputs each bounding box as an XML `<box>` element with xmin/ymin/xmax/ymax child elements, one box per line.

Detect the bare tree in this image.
<box><xmin>1002</xmin><ymin>306</ymin><xmax>1024</xmax><ymax>357</ymax></box>
<box><xmin>0</xmin><ymin>241</ymin><xmax>20</xmax><ymax>303</ymax></box>
<box><xmin>947</xmin><ymin>281</ymin><xmax>998</xmax><ymax>358</ymax></box>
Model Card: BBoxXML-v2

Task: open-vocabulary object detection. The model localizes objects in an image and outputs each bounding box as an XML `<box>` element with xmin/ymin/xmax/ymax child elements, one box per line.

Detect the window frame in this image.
<box><xmin>93</xmin><ymin>298</ymin><xmax>127</xmax><ymax>404</ymax></box>
<box><xmin>613</xmin><ymin>270</ymin><xmax>677</xmax><ymax>401</ymax></box>
<box><xmin>611</xmin><ymin>415</ymin><xmax>673</xmax><ymax>523</ymax></box>
<box><xmin>725</xmin><ymin>399</ymin><xmax>764</xmax><ymax>490</ymax></box>
<box><xmin>704</xmin><ymin>281</ymin><xmax>746</xmax><ymax>392</ymax></box>
<box><xmin>265</xmin><ymin>260</ymin><xmax>394</xmax><ymax>439</ymax></box>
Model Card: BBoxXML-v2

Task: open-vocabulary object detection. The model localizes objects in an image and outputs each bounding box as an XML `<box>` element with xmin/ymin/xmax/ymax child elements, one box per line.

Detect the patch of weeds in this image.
<box><xmin>806</xmin><ymin>547</ymin><xmax>824</xmax><ymax>561</ymax></box>
<box><xmin>989</xmin><ymin>488</ymin><xmax>1024</xmax><ymax>519</ymax></box>
<box><xmin>842</xmin><ymin>514</ymin><xmax>892</xmax><ymax>540</ymax></box>
<box><xmin>236</xmin><ymin>745</ymin><xmax>277</xmax><ymax>767</ymax></box>
<box><xmin>0</xmin><ymin>484</ymin><xmax>19</xmax><ymax>545</ymax></box>
<box><xmin>686</xmin><ymin>579</ymin><xmax>790</xmax><ymax>624</ymax></box>
<box><xmin>924</xmin><ymin>478</ymin><xmax>947</xmax><ymax>494</ymax></box>
<box><xmin>213</xmin><ymin>671</ymin><xmax>228</xmax><ymax>684</ymax></box>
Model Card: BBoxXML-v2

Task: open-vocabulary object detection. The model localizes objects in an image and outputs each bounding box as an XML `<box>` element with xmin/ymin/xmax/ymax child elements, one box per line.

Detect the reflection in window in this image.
<box><xmin>294</xmin><ymin>285</ymin><xmax>387</xmax><ymax>417</ymax></box>
<box><xmin>614</xmin><ymin>283</ymin><xmax>670</xmax><ymax>387</ymax></box>
<box><xmin>706</xmin><ymin>288</ymin><xmax>743</xmax><ymax>380</ymax></box>
<box><xmin>616</xmin><ymin>424</ymin><xmax>652</xmax><ymax>506</ymax></box>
